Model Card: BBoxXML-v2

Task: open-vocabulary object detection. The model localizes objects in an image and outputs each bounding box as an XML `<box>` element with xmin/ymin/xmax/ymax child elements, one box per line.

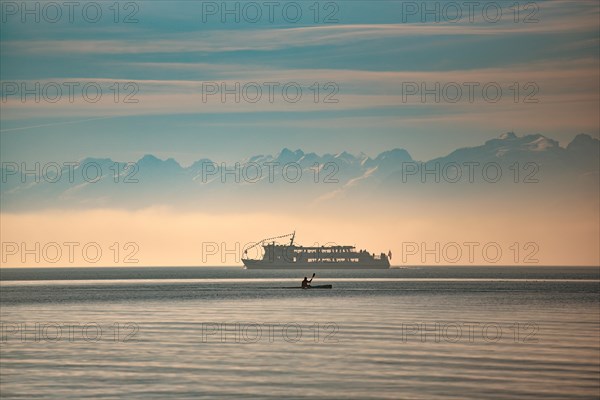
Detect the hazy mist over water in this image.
<box><xmin>1</xmin><ymin>267</ymin><xmax>598</xmax><ymax>399</ymax></box>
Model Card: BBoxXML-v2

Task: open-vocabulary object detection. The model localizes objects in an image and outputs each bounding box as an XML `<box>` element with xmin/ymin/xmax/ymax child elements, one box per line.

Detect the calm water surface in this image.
<box><xmin>1</xmin><ymin>267</ymin><xmax>599</xmax><ymax>399</ymax></box>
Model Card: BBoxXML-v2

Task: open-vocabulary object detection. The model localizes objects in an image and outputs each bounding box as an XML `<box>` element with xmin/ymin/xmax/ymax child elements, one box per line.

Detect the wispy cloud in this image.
<box><xmin>4</xmin><ymin>8</ymin><xmax>598</xmax><ymax>56</ymax></box>
<box><xmin>2</xmin><ymin>58</ymin><xmax>597</xmax><ymax>123</ymax></box>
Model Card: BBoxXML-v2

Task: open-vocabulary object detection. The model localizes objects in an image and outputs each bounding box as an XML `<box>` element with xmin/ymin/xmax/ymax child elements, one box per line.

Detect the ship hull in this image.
<box><xmin>242</xmin><ymin>259</ymin><xmax>390</xmax><ymax>269</ymax></box>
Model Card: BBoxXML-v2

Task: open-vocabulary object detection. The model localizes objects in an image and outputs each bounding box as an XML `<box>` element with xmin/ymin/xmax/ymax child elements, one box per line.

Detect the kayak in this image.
<box><xmin>282</xmin><ymin>285</ymin><xmax>333</xmax><ymax>289</ymax></box>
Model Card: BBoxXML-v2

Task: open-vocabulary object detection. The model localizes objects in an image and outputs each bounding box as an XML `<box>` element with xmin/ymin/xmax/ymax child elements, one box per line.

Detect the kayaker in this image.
<box><xmin>301</xmin><ymin>275</ymin><xmax>313</xmax><ymax>289</ymax></box>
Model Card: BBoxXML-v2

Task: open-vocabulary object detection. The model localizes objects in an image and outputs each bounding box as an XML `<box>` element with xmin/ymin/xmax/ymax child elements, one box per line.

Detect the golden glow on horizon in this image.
<box><xmin>1</xmin><ymin>201</ymin><xmax>598</xmax><ymax>267</ymax></box>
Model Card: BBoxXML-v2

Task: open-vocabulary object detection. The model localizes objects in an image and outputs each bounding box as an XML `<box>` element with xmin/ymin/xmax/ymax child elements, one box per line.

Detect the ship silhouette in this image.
<box><xmin>242</xmin><ymin>232</ymin><xmax>390</xmax><ymax>269</ymax></box>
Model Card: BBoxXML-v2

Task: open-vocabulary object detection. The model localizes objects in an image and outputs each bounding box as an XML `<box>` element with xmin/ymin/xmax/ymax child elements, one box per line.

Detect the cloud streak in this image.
<box><xmin>4</xmin><ymin>9</ymin><xmax>599</xmax><ymax>56</ymax></box>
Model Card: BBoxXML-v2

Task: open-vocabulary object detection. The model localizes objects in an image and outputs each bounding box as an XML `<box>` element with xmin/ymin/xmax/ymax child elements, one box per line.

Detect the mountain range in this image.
<box><xmin>1</xmin><ymin>133</ymin><xmax>598</xmax><ymax>211</ymax></box>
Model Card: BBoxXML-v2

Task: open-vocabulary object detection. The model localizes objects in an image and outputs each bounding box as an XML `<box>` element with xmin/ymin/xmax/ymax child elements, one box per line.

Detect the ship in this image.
<box><xmin>242</xmin><ymin>232</ymin><xmax>390</xmax><ymax>269</ymax></box>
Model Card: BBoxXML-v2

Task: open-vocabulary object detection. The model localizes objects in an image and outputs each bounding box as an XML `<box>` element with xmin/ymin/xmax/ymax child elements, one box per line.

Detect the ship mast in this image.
<box><xmin>243</xmin><ymin>231</ymin><xmax>296</xmax><ymax>255</ymax></box>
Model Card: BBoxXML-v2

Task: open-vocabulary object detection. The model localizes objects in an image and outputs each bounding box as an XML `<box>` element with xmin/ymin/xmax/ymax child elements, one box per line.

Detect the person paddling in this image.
<box><xmin>302</xmin><ymin>273</ymin><xmax>315</xmax><ymax>289</ymax></box>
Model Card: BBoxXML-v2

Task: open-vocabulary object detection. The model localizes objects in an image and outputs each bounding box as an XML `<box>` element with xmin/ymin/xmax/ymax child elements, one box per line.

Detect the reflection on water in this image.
<box><xmin>1</xmin><ymin>267</ymin><xmax>598</xmax><ymax>399</ymax></box>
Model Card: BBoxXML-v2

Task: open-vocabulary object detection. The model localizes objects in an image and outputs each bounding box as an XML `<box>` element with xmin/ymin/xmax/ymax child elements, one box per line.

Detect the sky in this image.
<box><xmin>1</xmin><ymin>0</ymin><xmax>599</xmax><ymax>267</ymax></box>
<box><xmin>1</xmin><ymin>0</ymin><xmax>599</xmax><ymax>165</ymax></box>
